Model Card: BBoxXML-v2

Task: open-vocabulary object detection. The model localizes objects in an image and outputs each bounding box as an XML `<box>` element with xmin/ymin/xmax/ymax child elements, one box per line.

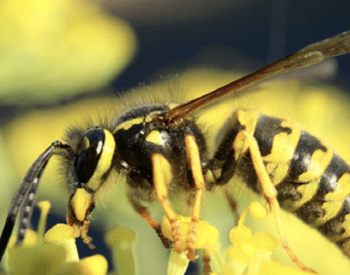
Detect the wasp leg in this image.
<box><xmin>237</xmin><ymin>131</ymin><xmax>316</xmax><ymax>273</ymax></box>
<box><xmin>184</xmin><ymin>135</ymin><xmax>205</xmax><ymax>261</ymax></box>
<box><xmin>128</xmin><ymin>195</ymin><xmax>170</xmax><ymax>249</ymax></box>
<box><xmin>202</xmin><ymin>249</ymin><xmax>212</xmax><ymax>275</ymax></box>
<box><xmin>80</xmin><ymin>220</ymin><xmax>95</xmax><ymax>249</ymax></box>
<box><xmin>151</xmin><ymin>153</ymin><xmax>183</xmax><ymax>252</ymax></box>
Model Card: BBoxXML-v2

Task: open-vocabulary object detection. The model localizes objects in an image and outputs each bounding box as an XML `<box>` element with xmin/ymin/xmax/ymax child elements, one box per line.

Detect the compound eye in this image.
<box><xmin>75</xmin><ymin>127</ymin><xmax>105</xmax><ymax>185</ymax></box>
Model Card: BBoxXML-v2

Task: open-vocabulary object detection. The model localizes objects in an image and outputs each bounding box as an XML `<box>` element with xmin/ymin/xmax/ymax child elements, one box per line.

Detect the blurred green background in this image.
<box><xmin>1</xmin><ymin>0</ymin><xmax>350</xmax><ymax>274</ymax></box>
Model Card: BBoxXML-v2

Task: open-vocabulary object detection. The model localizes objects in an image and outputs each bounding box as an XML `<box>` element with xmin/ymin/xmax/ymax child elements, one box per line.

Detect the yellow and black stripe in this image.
<box><xmin>209</xmin><ymin>109</ymin><xmax>350</xmax><ymax>256</ymax></box>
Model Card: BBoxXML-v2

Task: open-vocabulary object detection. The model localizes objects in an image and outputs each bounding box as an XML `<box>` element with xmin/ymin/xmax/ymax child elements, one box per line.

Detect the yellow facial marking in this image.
<box><xmin>70</xmin><ymin>188</ymin><xmax>93</xmax><ymax>223</ymax></box>
<box><xmin>297</xmin><ymin>149</ymin><xmax>333</xmax><ymax>182</ymax></box>
<box><xmin>86</xmin><ymin>130</ymin><xmax>116</xmax><ymax>191</ymax></box>
<box><xmin>262</xmin><ymin>121</ymin><xmax>301</xmax><ymax>164</ymax></box>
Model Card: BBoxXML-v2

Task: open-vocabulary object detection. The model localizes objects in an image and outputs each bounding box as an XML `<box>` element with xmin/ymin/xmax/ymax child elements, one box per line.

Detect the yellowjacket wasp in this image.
<box><xmin>0</xmin><ymin>30</ymin><xmax>350</xmax><ymax>273</ymax></box>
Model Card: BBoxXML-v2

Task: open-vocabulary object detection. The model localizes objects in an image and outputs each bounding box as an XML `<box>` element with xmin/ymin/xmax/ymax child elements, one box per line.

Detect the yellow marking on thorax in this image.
<box><xmin>146</xmin><ymin>130</ymin><xmax>163</xmax><ymax>145</ymax></box>
<box><xmin>325</xmin><ymin>173</ymin><xmax>350</xmax><ymax>201</ymax></box>
<box><xmin>145</xmin><ymin>114</ymin><xmax>153</xmax><ymax>123</ymax></box>
<box><xmin>262</xmin><ymin>121</ymin><xmax>301</xmax><ymax>164</ymax></box>
<box><xmin>296</xmin><ymin>148</ymin><xmax>333</xmax><ymax>183</ymax></box>
<box><xmin>114</xmin><ymin>118</ymin><xmax>144</xmax><ymax>133</ymax></box>
<box><xmin>233</xmin><ymin>110</ymin><xmax>259</xmax><ymax>159</ymax></box>
<box><xmin>86</xmin><ymin>130</ymin><xmax>116</xmax><ymax>191</ymax></box>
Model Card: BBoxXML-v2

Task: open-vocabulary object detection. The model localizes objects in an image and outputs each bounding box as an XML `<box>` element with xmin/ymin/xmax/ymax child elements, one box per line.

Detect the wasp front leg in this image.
<box><xmin>151</xmin><ymin>153</ymin><xmax>184</xmax><ymax>253</ymax></box>
<box><xmin>139</xmin><ymin>135</ymin><xmax>206</xmax><ymax>261</ymax></box>
<box><xmin>128</xmin><ymin>194</ymin><xmax>170</xmax><ymax>249</ymax></box>
<box><xmin>127</xmin><ymin>153</ymin><xmax>182</xmax><ymax>252</ymax></box>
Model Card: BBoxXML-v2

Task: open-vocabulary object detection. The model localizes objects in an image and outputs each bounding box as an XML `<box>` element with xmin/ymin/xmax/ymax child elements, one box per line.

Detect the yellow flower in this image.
<box><xmin>220</xmin><ymin>202</ymin><xmax>315</xmax><ymax>275</ymax></box>
<box><xmin>3</xmin><ymin>200</ymin><xmax>108</xmax><ymax>275</ymax></box>
<box><xmin>159</xmin><ymin>202</ymin><xmax>317</xmax><ymax>275</ymax></box>
<box><xmin>162</xmin><ymin>215</ymin><xmax>219</xmax><ymax>250</ymax></box>
<box><xmin>162</xmin><ymin>215</ymin><xmax>219</xmax><ymax>275</ymax></box>
<box><xmin>105</xmin><ymin>226</ymin><xmax>138</xmax><ymax>275</ymax></box>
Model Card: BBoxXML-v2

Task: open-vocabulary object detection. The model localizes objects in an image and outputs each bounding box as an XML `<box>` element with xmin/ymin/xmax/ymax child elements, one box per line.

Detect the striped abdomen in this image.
<box><xmin>210</xmin><ymin>109</ymin><xmax>350</xmax><ymax>256</ymax></box>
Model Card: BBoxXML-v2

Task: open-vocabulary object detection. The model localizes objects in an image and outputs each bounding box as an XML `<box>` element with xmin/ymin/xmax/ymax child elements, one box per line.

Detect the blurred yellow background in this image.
<box><xmin>1</xmin><ymin>0</ymin><xmax>350</xmax><ymax>274</ymax></box>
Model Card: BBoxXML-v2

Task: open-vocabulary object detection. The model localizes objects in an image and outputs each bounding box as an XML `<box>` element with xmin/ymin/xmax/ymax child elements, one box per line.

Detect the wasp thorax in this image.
<box><xmin>74</xmin><ymin>127</ymin><xmax>116</xmax><ymax>191</ymax></box>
